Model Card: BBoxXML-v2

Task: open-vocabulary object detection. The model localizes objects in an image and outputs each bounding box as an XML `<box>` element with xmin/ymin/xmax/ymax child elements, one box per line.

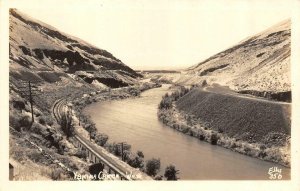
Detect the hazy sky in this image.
<box><xmin>9</xmin><ymin>0</ymin><xmax>292</xmax><ymax>70</ymax></box>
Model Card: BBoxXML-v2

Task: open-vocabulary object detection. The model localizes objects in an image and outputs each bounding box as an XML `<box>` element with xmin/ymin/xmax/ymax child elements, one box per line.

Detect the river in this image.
<box><xmin>83</xmin><ymin>84</ymin><xmax>290</xmax><ymax>180</ymax></box>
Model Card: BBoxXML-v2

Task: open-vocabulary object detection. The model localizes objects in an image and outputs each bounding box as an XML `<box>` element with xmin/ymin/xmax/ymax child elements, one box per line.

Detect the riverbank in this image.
<box><xmin>67</xmin><ymin>81</ymin><xmax>165</xmax><ymax>179</ymax></box>
<box><xmin>157</xmin><ymin>87</ymin><xmax>291</xmax><ymax>168</ymax></box>
<box><xmin>72</xmin><ymin>82</ymin><xmax>162</xmax><ymax>111</ymax></box>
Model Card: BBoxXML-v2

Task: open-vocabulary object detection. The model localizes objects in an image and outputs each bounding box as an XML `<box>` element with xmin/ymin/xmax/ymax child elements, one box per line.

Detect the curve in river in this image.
<box><xmin>83</xmin><ymin>84</ymin><xmax>290</xmax><ymax>180</ymax></box>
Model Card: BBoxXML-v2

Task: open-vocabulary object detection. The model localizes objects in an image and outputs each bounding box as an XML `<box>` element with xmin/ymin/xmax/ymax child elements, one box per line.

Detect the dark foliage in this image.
<box><xmin>159</xmin><ymin>86</ymin><xmax>190</xmax><ymax>109</ymax></box>
<box><xmin>60</xmin><ymin>112</ymin><xmax>74</xmax><ymax>137</ymax></box>
<box><xmin>89</xmin><ymin>163</ymin><xmax>105</xmax><ymax>180</ymax></box>
<box><xmin>210</xmin><ymin>133</ymin><xmax>218</xmax><ymax>145</ymax></box>
<box><xmin>74</xmin><ymin>150</ymin><xmax>87</xmax><ymax>159</ymax></box>
<box><xmin>145</xmin><ymin>158</ymin><xmax>161</xmax><ymax>177</ymax></box>
<box><xmin>164</xmin><ymin>165</ymin><xmax>180</xmax><ymax>180</ymax></box>
<box><xmin>94</xmin><ymin>133</ymin><xmax>109</xmax><ymax>146</ymax></box>
<box><xmin>126</xmin><ymin>153</ymin><xmax>144</xmax><ymax>169</ymax></box>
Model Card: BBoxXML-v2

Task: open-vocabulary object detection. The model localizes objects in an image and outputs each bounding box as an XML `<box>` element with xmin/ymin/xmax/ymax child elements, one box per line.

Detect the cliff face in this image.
<box><xmin>185</xmin><ymin>19</ymin><xmax>291</xmax><ymax>92</ymax></box>
<box><xmin>9</xmin><ymin>9</ymin><xmax>141</xmax><ymax>88</ymax></box>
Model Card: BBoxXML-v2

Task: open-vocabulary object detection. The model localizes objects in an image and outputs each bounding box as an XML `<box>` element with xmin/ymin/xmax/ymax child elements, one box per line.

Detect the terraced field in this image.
<box><xmin>176</xmin><ymin>88</ymin><xmax>291</xmax><ymax>145</ymax></box>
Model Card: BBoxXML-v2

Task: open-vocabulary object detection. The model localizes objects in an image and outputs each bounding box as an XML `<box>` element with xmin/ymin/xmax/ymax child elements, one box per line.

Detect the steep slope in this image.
<box><xmin>148</xmin><ymin>19</ymin><xmax>291</xmax><ymax>94</ymax></box>
<box><xmin>185</xmin><ymin>19</ymin><xmax>291</xmax><ymax>92</ymax></box>
<box><xmin>9</xmin><ymin>9</ymin><xmax>141</xmax><ymax>89</ymax></box>
<box><xmin>8</xmin><ymin>9</ymin><xmax>147</xmax><ymax>180</ymax></box>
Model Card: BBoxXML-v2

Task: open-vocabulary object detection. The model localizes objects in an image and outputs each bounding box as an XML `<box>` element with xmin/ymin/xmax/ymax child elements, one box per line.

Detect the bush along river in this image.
<box><xmin>83</xmin><ymin>84</ymin><xmax>290</xmax><ymax>180</ymax></box>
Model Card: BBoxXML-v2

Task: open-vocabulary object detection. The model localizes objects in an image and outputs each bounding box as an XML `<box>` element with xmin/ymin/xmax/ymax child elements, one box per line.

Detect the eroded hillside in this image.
<box><xmin>9</xmin><ymin>9</ymin><xmax>141</xmax><ymax>90</ymax></box>
<box><xmin>186</xmin><ymin>19</ymin><xmax>290</xmax><ymax>92</ymax></box>
<box><xmin>148</xmin><ymin>19</ymin><xmax>291</xmax><ymax>93</ymax></box>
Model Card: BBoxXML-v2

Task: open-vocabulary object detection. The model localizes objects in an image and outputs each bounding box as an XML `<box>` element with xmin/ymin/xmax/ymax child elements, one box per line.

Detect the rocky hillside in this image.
<box><xmin>8</xmin><ymin>9</ymin><xmax>146</xmax><ymax>180</ymax></box>
<box><xmin>9</xmin><ymin>9</ymin><xmax>141</xmax><ymax>89</ymax></box>
<box><xmin>186</xmin><ymin>19</ymin><xmax>291</xmax><ymax>92</ymax></box>
<box><xmin>149</xmin><ymin>19</ymin><xmax>291</xmax><ymax>94</ymax></box>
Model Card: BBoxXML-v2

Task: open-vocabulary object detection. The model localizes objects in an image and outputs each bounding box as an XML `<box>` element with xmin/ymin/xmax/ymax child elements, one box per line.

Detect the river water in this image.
<box><xmin>83</xmin><ymin>85</ymin><xmax>290</xmax><ymax>180</ymax></box>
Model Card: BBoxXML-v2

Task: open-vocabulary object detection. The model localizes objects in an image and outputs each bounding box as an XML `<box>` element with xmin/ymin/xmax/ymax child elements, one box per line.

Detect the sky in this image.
<box><xmin>7</xmin><ymin>0</ymin><xmax>292</xmax><ymax>70</ymax></box>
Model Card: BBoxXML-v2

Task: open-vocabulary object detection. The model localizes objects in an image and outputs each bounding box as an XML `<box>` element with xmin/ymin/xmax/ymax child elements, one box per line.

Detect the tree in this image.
<box><xmin>60</xmin><ymin>112</ymin><xmax>74</xmax><ymax>137</ymax></box>
<box><xmin>137</xmin><ymin>150</ymin><xmax>144</xmax><ymax>158</ymax></box>
<box><xmin>127</xmin><ymin>153</ymin><xmax>144</xmax><ymax>169</ymax></box>
<box><xmin>94</xmin><ymin>133</ymin><xmax>109</xmax><ymax>146</ymax></box>
<box><xmin>145</xmin><ymin>158</ymin><xmax>161</xmax><ymax>177</ymax></box>
<box><xmin>210</xmin><ymin>133</ymin><xmax>218</xmax><ymax>145</ymax></box>
<box><xmin>164</xmin><ymin>165</ymin><xmax>180</xmax><ymax>180</ymax></box>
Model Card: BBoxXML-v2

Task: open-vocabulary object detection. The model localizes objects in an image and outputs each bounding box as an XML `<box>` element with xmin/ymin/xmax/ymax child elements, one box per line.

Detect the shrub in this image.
<box><xmin>60</xmin><ymin>113</ymin><xmax>74</xmax><ymax>137</ymax></box>
<box><xmin>244</xmin><ymin>147</ymin><xmax>251</xmax><ymax>154</ymax></box>
<box><xmin>172</xmin><ymin>124</ymin><xmax>179</xmax><ymax>130</ymax></box>
<box><xmin>158</xmin><ymin>97</ymin><xmax>172</xmax><ymax>109</ymax></box>
<box><xmin>127</xmin><ymin>153</ymin><xmax>144</xmax><ymax>169</ymax></box>
<box><xmin>47</xmin><ymin>118</ymin><xmax>54</xmax><ymax>126</ymax></box>
<box><xmin>188</xmin><ymin>130</ymin><xmax>194</xmax><ymax>136</ymax></box>
<box><xmin>137</xmin><ymin>151</ymin><xmax>144</xmax><ymax>158</ymax></box>
<box><xmin>94</xmin><ymin>133</ymin><xmax>109</xmax><ymax>146</ymax></box>
<box><xmin>230</xmin><ymin>142</ymin><xmax>237</xmax><ymax>149</ymax></box>
<box><xmin>145</xmin><ymin>158</ymin><xmax>161</xmax><ymax>177</ymax></box>
<box><xmin>260</xmin><ymin>144</ymin><xmax>267</xmax><ymax>150</ymax></box>
<box><xmin>74</xmin><ymin>150</ymin><xmax>87</xmax><ymax>159</ymax></box>
<box><xmin>27</xmin><ymin>151</ymin><xmax>44</xmax><ymax>163</ymax></box>
<box><xmin>33</xmin><ymin>108</ymin><xmax>42</xmax><ymax>117</ymax></box>
<box><xmin>9</xmin><ymin>111</ymin><xmax>21</xmax><ymax>131</ymax></box>
<box><xmin>19</xmin><ymin>115</ymin><xmax>32</xmax><ymax>131</ymax></box>
<box><xmin>89</xmin><ymin>163</ymin><xmax>104</xmax><ymax>180</ymax></box>
<box><xmin>154</xmin><ymin>175</ymin><xmax>163</xmax><ymax>180</ymax></box>
<box><xmin>39</xmin><ymin>116</ymin><xmax>46</xmax><ymax>125</ymax></box>
<box><xmin>31</xmin><ymin>122</ymin><xmax>47</xmax><ymax>134</ymax></box>
<box><xmin>218</xmin><ymin>128</ymin><xmax>224</xmax><ymax>133</ymax></box>
<box><xmin>85</xmin><ymin>123</ymin><xmax>97</xmax><ymax>134</ymax></box>
<box><xmin>199</xmin><ymin>134</ymin><xmax>205</xmax><ymax>141</ymax></box>
<box><xmin>164</xmin><ymin>165</ymin><xmax>180</xmax><ymax>180</ymax></box>
<box><xmin>202</xmin><ymin>80</ymin><xmax>207</xmax><ymax>87</ymax></box>
<box><xmin>106</xmin><ymin>142</ymin><xmax>131</xmax><ymax>158</ymax></box>
<box><xmin>51</xmin><ymin>168</ymin><xmax>63</xmax><ymax>180</ymax></box>
<box><xmin>210</xmin><ymin>133</ymin><xmax>218</xmax><ymax>145</ymax></box>
<box><xmin>38</xmin><ymin>115</ymin><xmax>54</xmax><ymax>126</ymax></box>
<box><xmin>181</xmin><ymin>126</ymin><xmax>190</xmax><ymax>134</ymax></box>
<box><xmin>106</xmin><ymin>143</ymin><xmax>118</xmax><ymax>155</ymax></box>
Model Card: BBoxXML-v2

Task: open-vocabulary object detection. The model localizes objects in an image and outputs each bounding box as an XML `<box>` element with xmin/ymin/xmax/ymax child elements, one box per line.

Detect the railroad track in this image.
<box><xmin>51</xmin><ymin>99</ymin><xmax>137</xmax><ymax>180</ymax></box>
<box><xmin>52</xmin><ymin>98</ymin><xmax>67</xmax><ymax>123</ymax></box>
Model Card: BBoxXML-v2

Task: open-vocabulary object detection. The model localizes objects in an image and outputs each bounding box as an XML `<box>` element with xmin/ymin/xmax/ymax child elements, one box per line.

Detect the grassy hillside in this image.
<box><xmin>175</xmin><ymin>88</ymin><xmax>291</xmax><ymax>146</ymax></box>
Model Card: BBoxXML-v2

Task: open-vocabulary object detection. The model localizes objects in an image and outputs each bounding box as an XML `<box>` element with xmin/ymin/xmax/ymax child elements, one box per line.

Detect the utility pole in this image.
<box><xmin>121</xmin><ymin>142</ymin><xmax>124</xmax><ymax>161</ymax></box>
<box><xmin>17</xmin><ymin>80</ymin><xmax>41</xmax><ymax>123</ymax></box>
<box><xmin>117</xmin><ymin>142</ymin><xmax>127</xmax><ymax>161</ymax></box>
<box><xmin>89</xmin><ymin>128</ymin><xmax>91</xmax><ymax>141</ymax></box>
<box><xmin>28</xmin><ymin>81</ymin><xmax>34</xmax><ymax>122</ymax></box>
